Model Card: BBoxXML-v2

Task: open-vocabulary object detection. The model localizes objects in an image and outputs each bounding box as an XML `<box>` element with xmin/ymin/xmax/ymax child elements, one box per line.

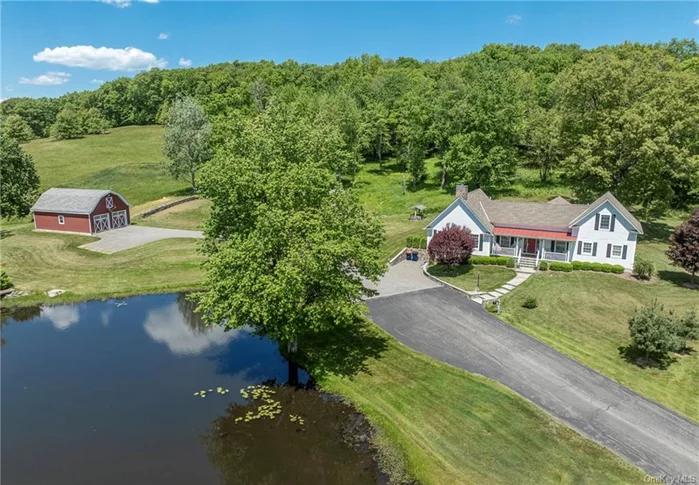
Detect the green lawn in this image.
<box><xmin>353</xmin><ymin>158</ymin><xmax>572</xmax><ymax>218</ymax></box>
<box><xmin>23</xmin><ymin>125</ymin><xmax>189</xmax><ymax>206</ymax></box>
<box><xmin>320</xmin><ymin>328</ymin><xmax>642</xmax><ymax>485</ymax></box>
<box><xmin>428</xmin><ymin>264</ymin><xmax>516</xmax><ymax>292</ymax></box>
<box><xmin>0</xmin><ymin>222</ymin><xmax>204</xmax><ymax>307</ymax></box>
<box><xmin>136</xmin><ymin>198</ymin><xmax>212</xmax><ymax>231</ymax></box>
<box><xmin>499</xmin><ymin>224</ymin><xmax>699</xmax><ymax>422</ymax></box>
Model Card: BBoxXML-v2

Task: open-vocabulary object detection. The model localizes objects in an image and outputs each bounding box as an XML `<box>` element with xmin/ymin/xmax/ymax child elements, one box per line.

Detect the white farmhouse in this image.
<box><xmin>425</xmin><ymin>185</ymin><xmax>643</xmax><ymax>270</ymax></box>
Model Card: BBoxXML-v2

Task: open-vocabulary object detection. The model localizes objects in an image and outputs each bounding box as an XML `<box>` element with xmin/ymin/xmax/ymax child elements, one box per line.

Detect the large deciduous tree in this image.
<box><xmin>427</xmin><ymin>224</ymin><xmax>476</xmax><ymax>268</ymax></box>
<box><xmin>557</xmin><ymin>49</ymin><xmax>699</xmax><ymax>213</ymax></box>
<box><xmin>2</xmin><ymin>114</ymin><xmax>34</xmax><ymax>143</ymax></box>
<box><xmin>193</xmin><ymin>107</ymin><xmax>384</xmax><ymax>354</ymax></box>
<box><xmin>50</xmin><ymin>108</ymin><xmax>82</xmax><ymax>140</ymax></box>
<box><xmin>395</xmin><ymin>87</ymin><xmax>431</xmax><ymax>189</ymax></box>
<box><xmin>444</xmin><ymin>133</ymin><xmax>517</xmax><ymax>191</ymax></box>
<box><xmin>667</xmin><ymin>209</ymin><xmax>699</xmax><ymax>284</ymax></box>
<box><xmin>163</xmin><ymin>96</ymin><xmax>212</xmax><ymax>191</ymax></box>
<box><xmin>81</xmin><ymin>108</ymin><xmax>110</xmax><ymax>135</ymax></box>
<box><xmin>522</xmin><ymin>107</ymin><xmax>563</xmax><ymax>182</ymax></box>
<box><xmin>0</xmin><ymin>135</ymin><xmax>40</xmax><ymax>218</ymax></box>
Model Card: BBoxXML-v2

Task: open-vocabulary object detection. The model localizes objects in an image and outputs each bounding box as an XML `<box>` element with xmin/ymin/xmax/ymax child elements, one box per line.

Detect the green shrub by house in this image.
<box><xmin>551</xmin><ymin>261</ymin><xmax>623</xmax><ymax>274</ymax></box>
<box><xmin>538</xmin><ymin>260</ymin><xmax>549</xmax><ymax>271</ymax></box>
<box><xmin>549</xmin><ymin>262</ymin><xmax>573</xmax><ymax>272</ymax></box>
<box><xmin>470</xmin><ymin>256</ymin><xmax>510</xmax><ymax>266</ymax></box>
<box><xmin>406</xmin><ymin>236</ymin><xmax>427</xmax><ymax>250</ymax></box>
<box><xmin>505</xmin><ymin>258</ymin><xmax>516</xmax><ymax>268</ymax></box>
<box><xmin>633</xmin><ymin>258</ymin><xmax>655</xmax><ymax>280</ymax></box>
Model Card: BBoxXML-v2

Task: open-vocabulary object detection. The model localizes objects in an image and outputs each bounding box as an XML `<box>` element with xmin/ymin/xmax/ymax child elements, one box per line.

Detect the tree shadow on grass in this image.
<box><xmin>657</xmin><ymin>270</ymin><xmax>696</xmax><ymax>289</ymax></box>
<box><xmin>297</xmin><ymin>317</ymin><xmax>389</xmax><ymax>381</ymax></box>
<box><xmin>618</xmin><ymin>345</ymin><xmax>678</xmax><ymax>370</ymax></box>
<box><xmin>638</xmin><ymin>218</ymin><xmax>676</xmax><ymax>244</ymax></box>
<box><xmin>364</xmin><ymin>159</ymin><xmax>404</xmax><ymax>176</ymax></box>
<box><xmin>168</xmin><ymin>187</ymin><xmax>196</xmax><ymax>198</ymax></box>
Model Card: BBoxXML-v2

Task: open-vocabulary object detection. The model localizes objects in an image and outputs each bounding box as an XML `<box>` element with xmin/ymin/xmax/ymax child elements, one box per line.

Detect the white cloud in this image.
<box><xmin>99</xmin><ymin>0</ymin><xmax>132</xmax><ymax>7</ymax></box>
<box><xmin>694</xmin><ymin>18</ymin><xmax>699</xmax><ymax>26</ymax></box>
<box><xmin>90</xmin><ymin>79</ymin><xmax>105</xmax><ymax>84</ymax></box>
<box><xmin>34</xmin><ymin>45</ymin><xmax>167</xmax><ymax>71</ymax></box>
<box><xmin>506</xmin><ymin>14</ymin><xmax>522</xmax><ymax>25</ymax></box>
<box><xmin>178</xmin><ymin>57</ymin><xmax>192</xmax><ymax>67</ymax></box>
<box><xmin>0</xmin><ymin>98</ymin><xmax>7</xmax><ymax>103</ymax></box>
<box><xmin>19</xmin><ymin>71</ymin><xmax>71</xmax><ymax>85</ymax></box>
<box><xmin>158</xmin><ymin>32</ymin><xmax>170</xmax><ymax>40</ymax></box>
<box><xmin>143</xmin><ymin>303</ymin><xmax>241</xmax><ymax>355</ymax></box>
<box><xmin>99</xmin><ymin>0</ymin><xmax>158</xmax><ymax>7</ymax></box>
<box><xmin>42</xmin><ymin>306</ymin><xmax>80</xmax><ymax>330</ymax></box>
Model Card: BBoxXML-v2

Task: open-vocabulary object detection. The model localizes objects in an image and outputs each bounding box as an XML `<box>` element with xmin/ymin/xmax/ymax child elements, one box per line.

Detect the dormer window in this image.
<box><xmin>599</xmin><ymin>214</ymin><xmax>610</xmax><ymax>230</ymax></box>
<box><xmin>105</xmin><ymin>196</ymin><xmax>114</xmax><ymax>209</ymax></box>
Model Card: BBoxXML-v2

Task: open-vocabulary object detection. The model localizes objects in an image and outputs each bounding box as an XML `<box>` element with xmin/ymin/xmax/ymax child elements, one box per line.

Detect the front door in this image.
<box><xmin>525</xmin><ymin>238</ymin><xmax>537</xmax><ymax>255</ymax></box>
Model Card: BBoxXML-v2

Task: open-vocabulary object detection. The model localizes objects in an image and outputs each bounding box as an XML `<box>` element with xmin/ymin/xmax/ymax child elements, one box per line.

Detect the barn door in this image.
<box><xmin>93</xmin><ymin>214</ymin><xmax>110</xmax><ymax>233</ymax></box>
<box><xmin>112</xmin><ymin>210</ymin><xmax>127</xmax><ymax>229</ymax></box>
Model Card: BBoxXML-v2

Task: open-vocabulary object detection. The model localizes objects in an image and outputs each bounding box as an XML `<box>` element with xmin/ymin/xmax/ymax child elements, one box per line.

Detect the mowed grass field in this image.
<box><xmin>1</xmin><ymin>221</ymin><xmax>204</xmax><ymax>306</ymax></box>
<box><xmin>23</xmin><ymin>125</ymin><xmax>188</xmax><ymax>206</ymax></box>
<box><xmin>321</xmin><ymin>329</ymin><xmax>642</xmax><ymax>485</ymax></box>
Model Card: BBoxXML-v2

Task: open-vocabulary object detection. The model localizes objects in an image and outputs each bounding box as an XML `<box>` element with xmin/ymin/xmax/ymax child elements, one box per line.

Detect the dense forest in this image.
<box><xmin>3</xmin><ymin>39</ymin><xmax>699</xmax><ymax>214</ymax></box>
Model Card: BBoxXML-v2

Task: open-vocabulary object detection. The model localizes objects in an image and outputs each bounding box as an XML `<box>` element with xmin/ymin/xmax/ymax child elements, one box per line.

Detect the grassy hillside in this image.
<box><xmin>23</xmin><ymin>125</ymin><xmax>188</xmax><ymax>206</ymax></box>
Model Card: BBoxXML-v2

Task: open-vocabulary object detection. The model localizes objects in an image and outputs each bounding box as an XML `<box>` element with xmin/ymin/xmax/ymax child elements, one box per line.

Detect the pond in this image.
<box><xmin>1</xmin><ymin>294</ymin><xmax>381</xmax><ymax>485</ymax></box>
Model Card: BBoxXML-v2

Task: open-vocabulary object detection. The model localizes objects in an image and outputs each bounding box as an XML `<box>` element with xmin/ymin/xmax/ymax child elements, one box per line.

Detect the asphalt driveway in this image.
<box><xmin>80</xmin><ymin>225</ymin><xmax>204</xmax><ymax>253</ymax></box>
<box><xmin>367</xmin><ymin>287</ymin><xmax>699</xmax><ymax>478</ymax></box>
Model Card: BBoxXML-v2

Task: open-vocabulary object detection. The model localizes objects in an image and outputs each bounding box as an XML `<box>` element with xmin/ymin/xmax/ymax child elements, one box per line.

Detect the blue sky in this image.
<box><xmin>2</xmin><ymin>1</ymin><xmax>698</xmax><ymax>99</ymax></box>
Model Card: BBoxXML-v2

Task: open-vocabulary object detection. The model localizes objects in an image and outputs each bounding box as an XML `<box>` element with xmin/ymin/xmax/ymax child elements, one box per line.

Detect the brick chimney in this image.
<box><xmin>455</xmin><ymin>184</ymin><xmax>468</xmax><ymax>200</ymax></box>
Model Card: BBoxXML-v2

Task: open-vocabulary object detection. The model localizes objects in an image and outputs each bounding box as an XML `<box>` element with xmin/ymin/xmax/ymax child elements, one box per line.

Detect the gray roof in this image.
<box><xmin>479</xmin><ymin>198</ymin><xmax>589</xmax><ymax>230</ymax></box>
<box><xmin>427</xmin><ymin>188</ymin><xmax>643</xmax><ymax>234</ymax></box>
<box><xmin>31</xmin><ymin>188</ymin><xmax>130</xmax><ymax>214</ymax></box>
<box><xmin>463</xmin><ymin>189</ymin><xmax>494</xmax><ymax>231</ymax></box>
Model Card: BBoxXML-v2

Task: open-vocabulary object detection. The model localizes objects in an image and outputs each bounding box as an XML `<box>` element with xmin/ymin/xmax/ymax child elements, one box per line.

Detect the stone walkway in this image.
<box><xmin>464</xmin><ymin>269</ymin><xmax>534</xmax><ymax>305</ymax></box>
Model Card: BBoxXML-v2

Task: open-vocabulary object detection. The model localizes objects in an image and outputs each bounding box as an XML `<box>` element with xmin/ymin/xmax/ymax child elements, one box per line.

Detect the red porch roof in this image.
<box><xmin>492</xmin><ymin>227</ymin><xmax>577</xmax><ymax>241</ymax></box>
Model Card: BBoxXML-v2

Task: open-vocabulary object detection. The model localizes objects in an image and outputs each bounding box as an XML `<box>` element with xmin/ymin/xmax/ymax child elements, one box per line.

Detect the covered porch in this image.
<box><xmin>491</xmin><ymin>227</ymin><xmax>576</xmax><ymax>265</ymax></box>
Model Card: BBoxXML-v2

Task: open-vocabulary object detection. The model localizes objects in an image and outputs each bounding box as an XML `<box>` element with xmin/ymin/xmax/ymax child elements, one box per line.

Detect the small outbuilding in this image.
<box><xmin>31</xmin><ymin>188</ymin><xmax>131</xmax><ymax>235</ymax></box>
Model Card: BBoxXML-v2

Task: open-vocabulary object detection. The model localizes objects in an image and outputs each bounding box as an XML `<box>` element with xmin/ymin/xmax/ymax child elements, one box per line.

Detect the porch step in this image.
<box><xmin>518</xmin><ymin>257</ymin><xmax>538</xmax><ymax>269</ymax></box>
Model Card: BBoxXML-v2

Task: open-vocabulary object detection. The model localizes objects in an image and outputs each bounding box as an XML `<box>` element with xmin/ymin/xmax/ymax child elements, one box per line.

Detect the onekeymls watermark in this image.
<box><xmin>644</xmin><ymin>475</ymin><xmax>697</xmax><ymax>484</ymax></box>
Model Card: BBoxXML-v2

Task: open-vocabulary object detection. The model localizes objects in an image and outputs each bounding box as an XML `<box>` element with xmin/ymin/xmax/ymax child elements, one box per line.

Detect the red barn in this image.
<box><xmin>31</xmin><ymin>188</ymin><xmax>131</xmax><ymax>235</ymax></box>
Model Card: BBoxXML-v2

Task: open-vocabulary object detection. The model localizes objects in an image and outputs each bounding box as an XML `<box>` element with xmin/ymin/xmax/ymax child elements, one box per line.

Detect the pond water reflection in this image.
<box><xmin>1</xmin><ymin>294</ymin><xmax>379</xmax><ymax>485</ymax></box>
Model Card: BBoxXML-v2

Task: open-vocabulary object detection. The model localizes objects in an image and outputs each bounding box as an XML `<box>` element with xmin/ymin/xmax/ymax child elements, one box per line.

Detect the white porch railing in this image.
<box><xmin>495</xmin><ymin>247</ymin><xmax>517</xmax><ymax>257</ymax></box>
<box><xmin>543</xmin><ymin>251</ymin><xmax>567</xmax><ymax>262</ymax></box>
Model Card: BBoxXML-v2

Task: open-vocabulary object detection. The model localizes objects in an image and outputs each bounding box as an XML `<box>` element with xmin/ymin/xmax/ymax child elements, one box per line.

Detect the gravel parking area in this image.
<box><xmin>80</xmin><ymin>225</ymin><xmax>203</xmax><ymax>254</ymax></box>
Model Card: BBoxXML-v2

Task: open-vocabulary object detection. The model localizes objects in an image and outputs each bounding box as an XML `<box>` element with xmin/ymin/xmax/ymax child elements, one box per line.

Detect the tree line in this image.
<box><xmin>3</xmin><ymin>39</ymin><xmax>699</xmax><ymax>213</ymax></box>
